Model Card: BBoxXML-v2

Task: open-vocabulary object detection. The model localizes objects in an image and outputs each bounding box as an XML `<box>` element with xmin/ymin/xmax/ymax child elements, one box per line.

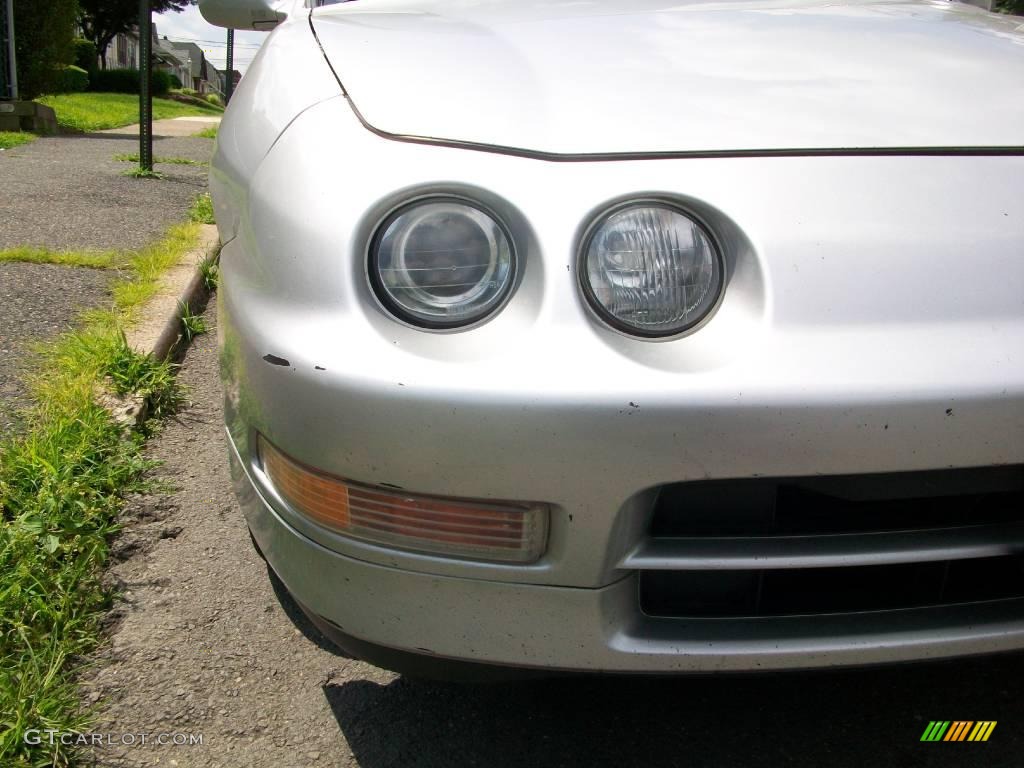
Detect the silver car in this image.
<box><xmin>201</xmin><ymin>0</ymin><xmax>1024</xmax><ymax>677</ymax></box>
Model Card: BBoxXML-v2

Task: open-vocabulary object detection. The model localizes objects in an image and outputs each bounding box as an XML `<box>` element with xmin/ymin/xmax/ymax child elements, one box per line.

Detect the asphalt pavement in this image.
<box><xmin>0</xmin><ymin>131</ymin><xmax>210</xmax><ymax>251</ymax></box>
<box><xmin>81</xmin><ymin>302</ymin><xmax>1024</xmax><ymax>768</ymax></box>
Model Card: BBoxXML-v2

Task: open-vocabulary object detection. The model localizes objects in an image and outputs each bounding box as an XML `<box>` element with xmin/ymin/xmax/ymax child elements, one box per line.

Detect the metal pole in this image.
<box><xmin>225</xmin><ymin>29</ymin><xmax>234</xmax><ymax>104</ymax></box>
<box><xmin>2</xmin><ymin>0</ymin><xmax>17</xmax><ymax>100</ymax></box>
<box><xmin>138</xmin><ymin>0</ymin><xmax>153</xmax><ymax>171</ymax></box>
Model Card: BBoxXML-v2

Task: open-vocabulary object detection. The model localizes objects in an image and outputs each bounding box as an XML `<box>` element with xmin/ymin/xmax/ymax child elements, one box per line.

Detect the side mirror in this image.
<box><xmin>198</xmin><ymin>0</ymin><xmax>288</xmax><ymax>30</ymax></box>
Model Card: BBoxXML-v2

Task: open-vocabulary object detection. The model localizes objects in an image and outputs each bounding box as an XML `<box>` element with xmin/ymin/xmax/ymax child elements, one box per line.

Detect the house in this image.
<box><xmin>155</xmin><ymin>38</ymin><xmax>191</xmax><ymax>89</ymax></box>
<box><xmin>207</xmin><ymin>61</ymin><xmax>225</xmax><ymax>98</ymax></box>
<box><xmin>90</xmin><ymin>27</ymin><xmax>222</xmax><ymax>96</ymax></box>
<box><xmin>103</xmin><ymin>28</ymin><xmax>141</xmax><ymax>70</ymax></box>
<box><xmin>165</xmin><ymin>40</ymin><xmax>223</xmax><ymax>96</ymax></box>
<box><xmin>92</xmin><ymin>24</ymin><xmax>186</xmax><ymax>88</ymax></box>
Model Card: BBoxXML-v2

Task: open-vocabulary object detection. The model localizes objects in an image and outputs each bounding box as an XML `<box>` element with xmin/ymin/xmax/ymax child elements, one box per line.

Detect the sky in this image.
<box><xmin>154</xmin><ymin>6</ymin><xmax>269</xmax><ymax>74</ymax></box>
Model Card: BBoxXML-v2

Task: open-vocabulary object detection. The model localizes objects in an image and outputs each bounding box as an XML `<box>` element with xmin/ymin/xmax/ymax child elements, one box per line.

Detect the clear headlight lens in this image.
<box><xmin>580</xmin><ymin>203</ymin><xmax>723</xmax><ymax>337</ymax></box>
<box><xmin>369</xmin><ymin>199</ymin><xmax>516</xmax><ymax>328</ymax></box>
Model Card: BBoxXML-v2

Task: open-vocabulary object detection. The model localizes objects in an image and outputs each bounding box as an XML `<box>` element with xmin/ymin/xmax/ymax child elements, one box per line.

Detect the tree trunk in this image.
<box><xmin>97</xmin><ymin>33</ymin><xmax>115</xmax><ymax>70</ymax></box>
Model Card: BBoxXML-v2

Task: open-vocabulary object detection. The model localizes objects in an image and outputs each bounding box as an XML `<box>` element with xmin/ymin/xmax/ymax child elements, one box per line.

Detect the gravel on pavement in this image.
<box><xmin>81</xmin><ymin>301</ymin><xmax>1024</xmax><ymax>768</ymax></box>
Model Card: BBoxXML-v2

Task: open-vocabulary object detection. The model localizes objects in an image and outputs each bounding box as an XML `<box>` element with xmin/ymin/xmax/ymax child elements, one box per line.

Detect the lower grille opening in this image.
<box><xmin>639</xmin><ymin>466</ymin><xmax>1024</xmax><ymax>618</ymax></box>
<box><xmin>640</xmin><ymin>556</ymin><xmax>1024</xmax><ymax>618</ymax></box>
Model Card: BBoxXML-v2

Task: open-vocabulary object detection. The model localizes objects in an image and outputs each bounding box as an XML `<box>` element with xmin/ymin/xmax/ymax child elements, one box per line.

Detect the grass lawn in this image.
<box><xmin>36</xmin><ymin>92</ymin><xmax>224</xmax><ymax>133</ymax></box>
<box><xmin>0</xmin><ymin>131</ymin><xmax>38</xmax><ymax>150</ymax></box>
<box><xmin>0</xmin><ymin>246</ymin><xmax>120</xmax><ymax>269</ymax></box>
<box><xmin>189</xmin><ymin>192</ymin><xmax>216</xmax><ymax>225</ymax></box>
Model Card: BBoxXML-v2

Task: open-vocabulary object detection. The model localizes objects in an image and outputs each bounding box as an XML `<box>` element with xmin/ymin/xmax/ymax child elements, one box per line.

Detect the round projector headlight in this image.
<box><xmin>580</xmin><ymin>203</ymin><xmax>723</xmax><ymax>338</ymax></box>
<box><xmin>369</xmin><ymin>199</ymin><xmax>516</xmax><ymax>329</ymax></box>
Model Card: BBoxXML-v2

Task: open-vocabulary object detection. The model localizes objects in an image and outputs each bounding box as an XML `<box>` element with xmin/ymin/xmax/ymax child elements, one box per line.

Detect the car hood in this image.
<box><xmin>311</xmin><ymin>0</ymin><xmax>1024</xmax><ymax>156</ymax></box>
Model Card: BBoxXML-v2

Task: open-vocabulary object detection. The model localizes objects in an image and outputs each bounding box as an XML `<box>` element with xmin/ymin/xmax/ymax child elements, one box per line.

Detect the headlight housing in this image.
<box><xmin>579</xmin><ymin>202</ymin><xmax>724</xmax><ymax>338</ymax></box>
<box><xmin>368</xmin><ymin>198</ymin><xmax>516</xmax><ymax>329</ymax></box>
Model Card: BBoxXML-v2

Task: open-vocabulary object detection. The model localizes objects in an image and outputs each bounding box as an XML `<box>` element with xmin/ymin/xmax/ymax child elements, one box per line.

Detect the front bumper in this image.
<box><xmin>215</xmin><ymin>97</ymin><xmax>1024</xmax><ymax>671</ymax></box>
<box><xmin>231</xmin><ymin>433</ymin><xmax>1024</xmax><ymax>672</ymax></box>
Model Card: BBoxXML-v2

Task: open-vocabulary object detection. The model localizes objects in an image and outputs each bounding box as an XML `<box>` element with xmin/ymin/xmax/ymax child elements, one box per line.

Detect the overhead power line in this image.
<box><xmin>164</xmin><ymin>36</ymin><xmax>263</xmax><ymax>47</ymax></box>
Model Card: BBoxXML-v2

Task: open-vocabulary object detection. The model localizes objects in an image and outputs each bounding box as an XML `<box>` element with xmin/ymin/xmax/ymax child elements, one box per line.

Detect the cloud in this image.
<box><xmin>155</xmin><ymin>6</ymin><xmax>268</xmax><ymax>74</ymax></box>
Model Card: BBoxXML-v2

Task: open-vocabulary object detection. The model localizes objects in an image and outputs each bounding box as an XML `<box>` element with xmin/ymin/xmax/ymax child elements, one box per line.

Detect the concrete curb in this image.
<box><xmin>125</xmin><ymin>224</ymin><xmax>220</xmax><ymax>361</ymax></box>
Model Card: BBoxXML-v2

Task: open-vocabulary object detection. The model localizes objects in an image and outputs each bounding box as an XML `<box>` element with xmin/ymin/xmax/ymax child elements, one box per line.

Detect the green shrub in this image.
<box><xmin>54</xmin><ymin>64</ymin><xmax>89</xmax><ymax>93</ymax></box>
<box><xmin>169</xmin><ymin>73</ymin><xmax>183</xmax><ymax>89</ymax></box>
<box><xmin>152</xmin><ymin>70</ymin><xmax>172</xmax><ymax>96</ymax></box>
<box><xmin>73</xmin><ymin>37</ymin><xmax>98</xmax><ymax>73</ymax></box>
<box><xmin>89</xmin><ymin>68</ymin><xmax>139</xmax><ymax>93</ymax></box>
<box><xmin>204</xmin><ymin>93</ymin><xmax>224</xmax><ymax>108</ymax></box>
<box><xmin>88</xmin><ymin>68</ymin><xmax>171</xmax><ymax>96</ymax></box>
<box><xmin>12</xmin><ymin>0</ymin><xmax>77</xmax><ymax>98</ymax></box>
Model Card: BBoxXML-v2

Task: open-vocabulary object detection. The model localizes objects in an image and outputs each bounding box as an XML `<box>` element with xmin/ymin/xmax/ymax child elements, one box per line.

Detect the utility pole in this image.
<box><xmin>138</xmin><ymin>0</ymin><xmax>153</xmax><ymax>172</ymax></box>
<box><xmin>1</xmin><ymin>0</ymin><xmax>17</xmax><ymax>100</ymax></box>
<box><xmin>225</xmin><ymin>29</ymin><xmax>234</xmax><ymax>104</ymax></box>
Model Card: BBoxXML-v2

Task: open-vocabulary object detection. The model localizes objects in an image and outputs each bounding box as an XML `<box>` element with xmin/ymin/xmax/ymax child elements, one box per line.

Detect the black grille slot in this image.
<box><xmin>649</xmin><ymin>466</ymin><xmax>1024</xmax><ymax>537</ymax></box>
<box><xmin>640</xmin><ymin>557</ymin><xmax>1024</xmax><ymax>618</ymax></box>
<box><xmin>638</xmin><ymin>466</ymin><xmax>1024</xmax><ymax>619</ymax></box>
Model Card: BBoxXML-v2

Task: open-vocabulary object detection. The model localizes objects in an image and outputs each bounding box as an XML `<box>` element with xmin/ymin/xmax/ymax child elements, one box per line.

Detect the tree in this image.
<box><xmin>12</xmin><ymin>0</ymin><xmax>77</xmax><ymax>97</ymax></box>
<box><xmin>78</xmin><ymin>0</ymin><xmax>196</xmax><ymax>70</ymax></box>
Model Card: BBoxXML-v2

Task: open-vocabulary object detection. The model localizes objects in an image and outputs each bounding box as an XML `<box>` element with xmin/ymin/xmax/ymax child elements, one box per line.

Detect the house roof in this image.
<box><xmin>165</xmin><ymin>41</ymin><xmax>205</xmax><ymax>78</ymax></box>
<box><xmin>155</xmin><ymin>39</ymin><xmax>187</xmax><ymax>68</ymax></box>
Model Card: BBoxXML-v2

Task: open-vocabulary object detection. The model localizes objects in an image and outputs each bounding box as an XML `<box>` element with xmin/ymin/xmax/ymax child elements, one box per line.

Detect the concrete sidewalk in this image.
<box><xmin>0</xmin><ymin>125</ymin><xmax>218</xmax><ymax>432</ymax></box>
<box><xmin>102</xmin><ymin>116</ymin><xmax>221</xmax><ymax>138</ymax></box>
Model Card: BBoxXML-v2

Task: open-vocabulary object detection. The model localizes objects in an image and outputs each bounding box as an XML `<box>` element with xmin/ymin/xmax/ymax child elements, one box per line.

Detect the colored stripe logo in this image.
<box><xmin>920</xmin><ymin>721</ymin><xmax>996</xmax><ymax>742</ymax></box>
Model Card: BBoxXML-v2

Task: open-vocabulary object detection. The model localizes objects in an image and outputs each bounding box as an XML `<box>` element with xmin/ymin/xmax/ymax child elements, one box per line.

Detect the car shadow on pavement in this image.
<box><xmin>264</xmin><ymin>562</ymin><xmax>344</xmax><ymax>656</ymax></box>
<box><xmin>323</xmin><ymin>652</ymin><xmax>1024</xmax><ymax>768</ymax></box>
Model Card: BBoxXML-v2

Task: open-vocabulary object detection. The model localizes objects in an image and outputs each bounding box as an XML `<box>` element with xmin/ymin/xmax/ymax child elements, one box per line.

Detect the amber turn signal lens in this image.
<box><xmin>258</xmin><ymin>436</ymin><xmax>548</xmax><ymax>563</ymax></box>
